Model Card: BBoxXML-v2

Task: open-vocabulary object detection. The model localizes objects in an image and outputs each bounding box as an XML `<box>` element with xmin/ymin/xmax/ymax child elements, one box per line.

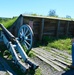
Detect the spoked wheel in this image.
<box><xmin>18</xmin><ymin>25</ymin><xmax>33</xmax><ymax>51</ymax></box>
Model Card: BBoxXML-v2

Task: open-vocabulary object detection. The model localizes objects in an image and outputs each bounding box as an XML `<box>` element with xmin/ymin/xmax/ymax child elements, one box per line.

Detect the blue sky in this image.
<box><xmin>0</xmin><ymin>0</ymin><xmax>74</xmax><ymax>18</ymax></box>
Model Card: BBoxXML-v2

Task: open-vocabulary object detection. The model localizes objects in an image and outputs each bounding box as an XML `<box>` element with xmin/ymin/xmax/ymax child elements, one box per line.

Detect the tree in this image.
<box><xmin>66</xmin><ymin>15</ymin><xmax>71</xmax><ymax>19</ymax></box>
<box><xmin>48</xmin><ymin>10</ymin><xmax>58</xmax><ymax>17</ymax></box>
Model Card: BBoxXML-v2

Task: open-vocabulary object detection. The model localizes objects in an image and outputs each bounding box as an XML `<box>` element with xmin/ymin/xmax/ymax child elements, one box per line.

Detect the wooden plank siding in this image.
<box><xmin>39</xmin><ymin>19</ymin><xmax>45</xmax><ymax>41</ymax></box>
<box><xmin>65</xmin><ymin>21</ymin><xmax>70</xmax><ymax>36</ymax></box>
<box><xmin>43</xmin><ymin>19</ymin><xmax>57</xmax><ymax>37</ymax></box>
<box><xmin>10</xmin><ymin>14</ymin><xmax>74</xmax><ymax>41</ymax></box>
<box><xmin>56</xmin><ymin>20</ymin><xmax>60</xmax><ymax>38</ymax></box>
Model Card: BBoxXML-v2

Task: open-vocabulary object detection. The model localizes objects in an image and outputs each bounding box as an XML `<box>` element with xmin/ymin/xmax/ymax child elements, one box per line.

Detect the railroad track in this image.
<box><xmin>0</xmin><ymin>57</ymin><xmax>16</xmax><ymax>75</ymax></box>
<box><xmin>32</xmin><ymin>48</ymin><xmax>72</xmax><ymax>71</ymax></box>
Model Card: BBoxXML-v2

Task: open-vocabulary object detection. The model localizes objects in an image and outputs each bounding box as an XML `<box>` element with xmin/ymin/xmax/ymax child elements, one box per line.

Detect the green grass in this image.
<box><xmin>42</xmin><ymin>36</ymin><xmax>72</xmax><ymax>54</ymax></box>
<box><xmin>0</xmin><ymin>17</ymin><xmax>17</xmax><ymax>29</ymax></box>
<box><xmin>1</xmin><ymin>17</ymin><xmax>17</xmax><ymax>29</ymax></box>
<box><xmin>34</xmin><ymin>68</ymin><xmax>41</xmax><ymax>75</ymax></box>
<box><xmin>0</xmin><ymin>17</ymin><xmax>11</xmax><ymax>23</ymax></box>
<box><xmin>28</xmin><ymin>51</ymin><xmax>36</xmax><ymax>57</ymax></box>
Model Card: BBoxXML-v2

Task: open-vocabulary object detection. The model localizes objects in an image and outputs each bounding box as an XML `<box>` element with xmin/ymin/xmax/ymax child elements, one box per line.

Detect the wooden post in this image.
<box><xmin>39</xmin><ymin>19</ymin><xmax>44</xmax><ymax>41</ymax></box>
<box><xmin>66</xmin><ymin>21</ymin><xmax>69</xmax><ymax>36</ymax></box>
<box><xmin>16</xmin><ymin>16</ymin><xmax>23</xmax><ymax>36</ymax></box>
<box><xmin>56</xmin><ymin>20</ymin><xmax>60</xmax><ymax>38</ymax></box>
<box><xmin>20</xmin><ymin>16</ymin><xmax>23</xmax><ymax>26</ymax></box>
<box><xmin>29</xmin><ymin>20</ymin><xmax>33</xmax><ymax>29</ymax></box>
<box><xmin>16</xmin><ymin>16</ymin><xmax>23</xmax><ymax>32</ymax></box>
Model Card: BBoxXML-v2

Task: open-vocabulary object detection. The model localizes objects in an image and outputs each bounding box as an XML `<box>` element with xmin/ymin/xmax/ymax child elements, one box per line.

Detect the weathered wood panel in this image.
<box><xmin>10</xmin><ymin>15</ymin><xmax>74</xmax><ymax>41</ymax></box>
<box><xmin>39</xmin><ymin>19</ymin><xmax>44</xmax><ymax>40</ymax></box>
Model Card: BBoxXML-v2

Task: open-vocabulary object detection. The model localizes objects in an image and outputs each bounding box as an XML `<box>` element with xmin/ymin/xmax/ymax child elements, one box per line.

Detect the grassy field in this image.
<box><xmin>0</xmin><ymin>17</ymin><xmax>17</xmax><ymax>29</ymax></box>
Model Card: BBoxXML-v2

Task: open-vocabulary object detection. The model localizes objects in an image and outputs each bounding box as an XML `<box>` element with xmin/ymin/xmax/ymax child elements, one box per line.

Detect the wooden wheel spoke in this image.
<box><xmin>24</xmin><ymin>28</ymin><xmax>29</xmax><ymax>36</ymax></box>
<box><xmin>24</xmin><ymin>40</ymin><xmax>31</xmax><ymax>47</ymax></box>
<box><xmin>18</xmin><ymin>25</ymin><xmax>33</xmax><ymax>50</ymax></box>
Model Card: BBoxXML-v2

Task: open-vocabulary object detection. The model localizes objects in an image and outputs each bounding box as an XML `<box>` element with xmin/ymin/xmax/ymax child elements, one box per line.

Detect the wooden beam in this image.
<box><xmin>15</xmin><ymin>16</ymin><xmax>23</xmax><ymax>36</ymax></box>
<box><xmin>66</xmin><ymin>21</ymin><xmax>69</xmax><ymax>36</ymax></box>
<box><xmin>16</xmin><ymin>16</ymin><xmax>23</xmax><ymax>31</ymax></box>
<box><xmin>56</xmin><ymin>20</ymin><xmax>60</xmax><ymax>38</ymax></box>
<box><xmin>20</xmin><ymin>16</ymin><xmax>24</xmax><ymax>26</ymax></box>
<box><xmin>39</xmin><ymin>19</ymin><xmax>44</xmax><ymax>41</ymax></box>
<box><xmin>29</xmin><ymin>20</ymin><xmax>33</xmax><ymax>29</ymax></box>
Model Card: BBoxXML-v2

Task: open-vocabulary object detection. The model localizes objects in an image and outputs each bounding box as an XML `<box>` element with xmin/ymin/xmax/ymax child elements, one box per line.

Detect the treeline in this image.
<box><xmin>48</xmin><ymin>10</ymin><xmax>71</xmax><ymax>19</ymax></box>
<box><xmin>0</xmin><ymin>17</ymin><xmax>11</xmax><ymax>23</ymax></box>
<box><xmin>0</xmin><ymin>17</ymin><xmax>17</xmax><ymax>23</ymax></box>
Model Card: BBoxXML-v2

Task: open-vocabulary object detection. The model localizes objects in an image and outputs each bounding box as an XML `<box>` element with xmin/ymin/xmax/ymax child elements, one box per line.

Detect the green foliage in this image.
<box><xmin>22</xmin><ymin>45</ymin><xmax>27</xmax><ymax>52</ymax></box>
<box><xmin>8</xmin><ymin>55</ymin><xmax>12</xmax><ymax>59</ymax></box>
<box><xmin>3</xmin><ymin>50</ymin><xmax>10</xmax><ymax>55</ymax></box>
<box><xmin>28</xmin><ymin>51</ymin><xmax>35</xmax><ymax>58</ymax></box>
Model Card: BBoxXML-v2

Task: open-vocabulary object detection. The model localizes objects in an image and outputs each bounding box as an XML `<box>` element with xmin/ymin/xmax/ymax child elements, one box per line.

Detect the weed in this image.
<box><xmin>34</xmin><ymin>68</ymin><xmax>41</xmax><ymax>75</ymax></box>
<box><xmin>27</xmin><ymin>50</ymin><xmax>36</xmax><ymax>58</ymax></box>
<box><xmin>42</xmin><ymin>36</ymin><xmax>72</xmax><ymax>54</ymax></box>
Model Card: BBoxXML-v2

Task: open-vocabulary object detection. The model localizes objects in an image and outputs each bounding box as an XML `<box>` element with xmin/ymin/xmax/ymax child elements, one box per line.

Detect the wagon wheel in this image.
<box><xmin>18</xmin><ymin>25</ymin><xmax>33</xmax><ymax>51</ymax></box>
